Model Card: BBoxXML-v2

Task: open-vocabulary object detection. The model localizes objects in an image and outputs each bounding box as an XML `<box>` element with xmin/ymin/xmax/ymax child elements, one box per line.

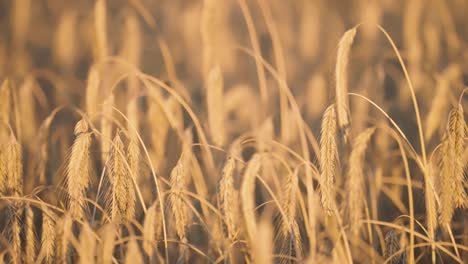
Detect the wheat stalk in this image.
<box><xmin>241</xmin><ymin>154</ymin><xmax>261</xmax><ymax>246</ymax></box>
<box><xmin>40</xmin><ymin>207</ymin><xmax>56</xmax><ymax>264</ymax></box>
<box><xmin>218</xmin><ymin>157</ymin><xmax>238</xmax><ymax>241</ymax></box>
<box><xmin>101</xmin><ymin>95</ymin><xmax>114</xmax><ymax>163</ymax></box>
<box><xmin>143</xmin><ymin>203</ymin><xmax>157</xmax><ymax>256</ymax></box>
<box><xmin>109</xmin><ymin>132</ymin><xmax>135</xmax><ymax>222</ymax></box>
<box><xmin>0</xmin><ymin>79</ymin><xmax>10</xmax><ymax>143</ymax></box>
<box><xmin>335</xmin><ymin>28</ymin><xmax>356</xmax><ymax>141</ymax></box>
<box><xmin>19</xmin><ymin>76</ymin><xmax>37</xmax><ymax>147</ymax></box>
<box><xmin>125</xmin><ymin>238</ymin><xmax>143</xmax><ymax>264</ymax></box>
<box><xmin>206</xmin><ymin>65</ymin><xmax>225</xmax><ymax>146</ymax></box>
<box><xmin>438</xmin><ymin>104</ymin><xmax>465</xmax><ymax>226</ymax></box>
<box><xmin>66</xmin><ymin>119</ymin><xmax>92</xmax><ymax>220</ymax></box>
<box><xmin>306</xmin><ymin>73</ymin><xmax>327</xmax><ymax>120</ymax></box>
<box><xmin>79</xmin><ymin>222</ymin><xmax>96</xmax><ymax>264</ymax></box>
<box><xmin>347</xmin><ymin>127</ymin><xmax>375</xmax><ymax>239</ymax></box>
<box><xmin>319</xmin><ymin>105</ymin><xmax>338</xmax><ymax>214</ymax></box>
<box><xmin>425</xmin><ymin>65</ymin><xmax>460</xmax><ymax>141</ymax></box>
<box><xmin>149</xmin><ymin>99</ymin><xmax>169</xmax><ymax>166</ymax></box>
<box><xmin>11</xmin><ymin>206</ymin><xmax>22</xmax><ymax>263</ymax></box>
<box><xmin>24</xmin><ymin>205</ymin><xmax>36</xmax><ymax>263</ymax></box>
<box><xmin>126</xmin><ymin>99</ymin><xmax>140</xmax><ymax>148</ymax></box>
<box><xmin>384</xmin><ymin>230</ymin><xmax>406</xmax><ymax>264</ymax></box>
<box><xmin>169</xmin><ymin>159</ymin><xmax>190</xmax><ymax>240</ymax></box>
<box><xmin>0</xmin><ymin>149</ymin><xmax>6</xmax><ymax>197</ymax></box>
<box><xmin>282</xmin><ymin>169</ymin><xmax>299</xmax><ymax>238</ymax></box>
<box><xmin>252</xmin><ymin>217</ymin><xmax>273</xmax><ymax>264</ymax></box>
<box><xmin>5</xmin><ymin>136</ymin><xmax>23</xmax><ymax>198</ymax></box>
<box><xmin>425</xmin><ymin>161</ymin><xmax>438</xmax><ymax>263</ymax></box>
<box><xmin>54</xmin><ymin>11</ymin><xmax>77</xmax><ymax>67</ymax></box>
<box><xmin>99</xmin><ymin>224</ymin><xmax>115</xmax><ymax>264</ymax></box>
<box><xmin>94</xmin><ymin>0</ymin><xmax>108</xmax><ymax>61</ymax></box>
<box><xmin>57</xmin><ymin>213</ymin><xmax>72</xmax><ymax>263</ymax></box>
<box><xmin>86</xmin><ymin>67</ymin><xmax>100</xmax><ymax>116</ymax></box>
<box><xmin>281</xmin><ymin>168</ymin><xmax>302</xmax><ymax>262</ymax></box>
<box><xmin>201</xmin><ymin>0</ymin><xmax>217</xmax><ymax>76</ymax></box>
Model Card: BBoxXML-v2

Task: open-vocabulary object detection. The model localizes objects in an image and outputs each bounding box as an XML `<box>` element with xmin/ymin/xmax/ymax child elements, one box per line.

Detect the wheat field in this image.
<box><xmin>0</xmin><ymin>0</ymin><xmax>467</xmax><ymax>263</ymax></box>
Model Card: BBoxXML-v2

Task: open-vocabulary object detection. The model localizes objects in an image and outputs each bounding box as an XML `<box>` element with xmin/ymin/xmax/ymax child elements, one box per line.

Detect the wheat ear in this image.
<box><xmin>347</xmin><ymin>127</ymin><xmax>375</xmax><ymax>239</ymax></box>
<box><xmin>319</xmin><ymin>105</ymin><xmax>338</xmax><ymax>214</ymax></box>
<box><xmin>24</xmin><ymin>205</ymin><xmax>36</xmax><ymax>263</ymax></box>
<box><xmin>218</xmin><ymin>157</ymin><xmax>238</xmax><ymax>241</ymax></box>
<box><xmin>169</xmin><ymin>159</ymin><xmax>190</xmax><ymax>240</ymax></box>
<box><xmin>40</xmin><ymin>206</ymin><xmax>56</xmax><ymax>264</ymax></box>
<box><xmin>143</xmin><ymin>202</ymin><xmax>162</xmax><ymax>257</ymax></box>
<box><xmin>5</xmin><ymin>136</ymin><xmax>23</xmax><ymax>198</ymax></box>
<box><xmin>335</xmin><ymin>28</ymin><xmax>356</xmax><ymax>141</ymax></box>
<box><xmin>109</xmin><ymin>132</ymin><xmax>135</xmax><ymax>222</ymax></box>
<box><xmin>57</xmin><ymin>213</ymin><xmax>72</xmax><ymax>263</ymax></box>
<box><xmin>0</xmin><ymin>79</ymin><xmax>11</xmax><ymax>141</ymax></box>
<box><xmin>438</xmin><ymin>105</ymin><xmax>465</xmax><ymax>226</ymax></box>
<box><xmin>101</xmin><ymin>95</ymin><xmax>114</xmax><ymax>163</ymax></box>
<box><xmin>66</xmin><ymin>119</ymin><xmax>92</xmax><ymax>220</ymax></box>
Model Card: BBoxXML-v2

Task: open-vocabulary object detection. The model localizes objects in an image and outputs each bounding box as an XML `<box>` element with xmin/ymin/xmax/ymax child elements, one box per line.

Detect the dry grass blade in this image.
<box><xmin>319</xmin><ymin>105</ymin><xmax>338</xmax><ymax>214</ymax></box>
<box><xmin>335</xmin><ymin>27</ymin><xmax>356</xmax><ymax>141</ymax></box>
<box><xmin>347</xmin><ymin>127</ymin><xmax>375</xmax><ymax>239</ymax></box>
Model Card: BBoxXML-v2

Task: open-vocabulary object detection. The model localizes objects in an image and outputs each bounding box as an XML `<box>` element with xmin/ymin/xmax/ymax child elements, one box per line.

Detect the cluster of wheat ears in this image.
<box><xmin>0</xmin><ymin>0</ymin><xmax>467</xmax><ymax>263</ymax></box>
